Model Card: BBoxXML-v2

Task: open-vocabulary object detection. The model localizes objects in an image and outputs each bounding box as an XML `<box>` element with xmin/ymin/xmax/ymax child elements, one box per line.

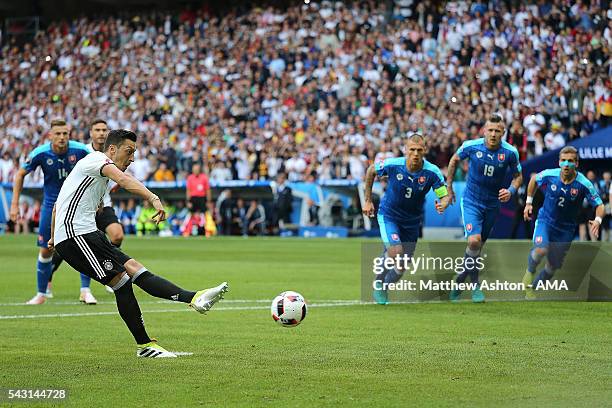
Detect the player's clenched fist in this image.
<box><xmin>362</xmin><ymin>200</ymin><xmax>375</xmax><ymax>217</ymax></box>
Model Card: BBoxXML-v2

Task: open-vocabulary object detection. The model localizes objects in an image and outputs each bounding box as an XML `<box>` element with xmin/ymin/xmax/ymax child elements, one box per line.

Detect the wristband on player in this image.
<box><xmin>526</xmin><ymin>196</ymin><xmax>533</xmax><ymax>204</ymax></box>
<box><xmin>594</xmin><ymin>216</ymin><xmax>603</xmax><ymax>225</ymax></box>
<box><xmin>508</xmin><ymin>185</ymin><xmax>517</xmax><ymax>196</ymax></box>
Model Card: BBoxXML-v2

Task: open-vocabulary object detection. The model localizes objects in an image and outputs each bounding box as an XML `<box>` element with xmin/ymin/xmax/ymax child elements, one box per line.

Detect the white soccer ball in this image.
<box><xmin>271</xmin><ymin>291</ymin><xmax>307</xmax><ymax>327</ymax></box>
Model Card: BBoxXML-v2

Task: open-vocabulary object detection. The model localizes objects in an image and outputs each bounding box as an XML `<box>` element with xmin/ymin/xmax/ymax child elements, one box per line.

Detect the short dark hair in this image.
<box><xmin>559</xmin><ymin>146</ymin><xmax>578</xmax><ymax>158</ymax></box>
<box><xmin>104</xmin><ymin>129</ymin><xmax>137</xmax><ymax>151</ymax></box>
<box><xmin>50</xmin><ymin>119</ymin><xmax>67</xmax><ymax>128</ymax></box>
<box><xmin>90</xmin><ymin>119</ymin><xmax>107</xmax><ymax>129</ymax></box>
<box><xmin>487</xmin><ymin>113</ymin><xmax>504</xmax><ymax>125</ymax></box>
<box><xmin>407</xmin><ymin>133</ymin><xmax>425</xmax><ymax>144</ymax></box>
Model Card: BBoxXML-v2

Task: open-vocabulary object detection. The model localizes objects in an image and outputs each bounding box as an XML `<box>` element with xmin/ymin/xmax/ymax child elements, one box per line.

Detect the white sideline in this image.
<box><xmin>0</xmin><ymin>299</ymin><xmax>358</xmax><ymax>307</ymax></box>
<box><xmin>0</xmin><ymin>301</ymin><xmax>366</xmax><ymax>320</ymax></box>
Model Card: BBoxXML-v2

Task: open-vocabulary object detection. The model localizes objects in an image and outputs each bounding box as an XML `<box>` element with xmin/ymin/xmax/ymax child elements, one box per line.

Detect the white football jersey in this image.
<box><xmin>87</xmin><ymin>143</ymin><xmax>114</xmax><ymax>207</ymax></box>
<box><xmin>54</xmin><ymin>151</ymin><xmax>114</xmax><ymax>244</ymax></box>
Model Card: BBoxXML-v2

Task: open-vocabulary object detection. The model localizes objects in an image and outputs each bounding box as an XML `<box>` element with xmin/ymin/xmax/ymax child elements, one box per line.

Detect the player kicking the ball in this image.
<box><xmin>363</xmin><ymin>133</ymin><xmax>450</xmax><ymax>305</ymax></box>
<box><xmin>446</xmin><ymin>114</ymin><xmax>522</xmax><ymax>303</ymax></box>
<box><xmin>49</xmin><ymin>129</ymin><xmax>228</xmax><ymax>358</ymax></box>
<box><xmin>522</xmin><ymin>146</ymin><xmax>604</xmax><ymax>299</ymax></box>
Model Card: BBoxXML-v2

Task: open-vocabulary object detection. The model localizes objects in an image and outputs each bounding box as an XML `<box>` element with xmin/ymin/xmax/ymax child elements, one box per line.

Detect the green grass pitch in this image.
<box><xmin>0</xmin><ymin>235</ymin><xmax>610</xmax><ymax>407</ymax></box>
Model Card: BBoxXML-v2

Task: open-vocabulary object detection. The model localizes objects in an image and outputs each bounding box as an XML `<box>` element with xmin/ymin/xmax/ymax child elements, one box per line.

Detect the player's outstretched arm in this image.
<box><xmin>9</xmin><ymin>168</ymin><xmax>28</xmax><ymax>222</ymax></box>
<box><xmin>523</xmin><ymin>174</ymin><xmax>538</xmax><ymax>221</ymax></box>
<box><xmin>102</xmin><ymin>164</ymin><xmax>166</xmax><ymax>224</ymax></box>
<box><xmin>362</xmin><ymin>164</ymin><xmax>376</xmax><ymax>217</ymax></box>
<box><xmin>446</xmin><ymin>154</ymin><xmax>461</xmax><ymax>205</ymax></box>
<box><xmin>499</xmin><ymin>171</ymin><xmax>523</xmax><ymax>203</ymax></box>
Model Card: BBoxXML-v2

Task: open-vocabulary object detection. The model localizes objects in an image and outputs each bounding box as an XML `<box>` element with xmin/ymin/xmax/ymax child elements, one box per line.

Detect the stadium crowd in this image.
<box><xmin>0</xmin><ymin>0</ymin><xmax>610</xmax><ymax>187</ymax></box>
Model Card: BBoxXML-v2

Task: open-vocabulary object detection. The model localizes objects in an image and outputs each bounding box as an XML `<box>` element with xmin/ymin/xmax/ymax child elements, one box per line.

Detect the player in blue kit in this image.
<box><xmin>363</xmin><ymin>134</ymin><xmax>451</xmax><ymax>305</ymax></box>
<box><xmin>522</xmin><ymin>146</ymin><xmax>604</xmax><ymax>299</ymax></box>
<box><xmin>446</xmin><ymin>114</ymin><xmax>523</xmax><ymax>303</ymax></box>
<box><xmin>10</xmin><ymin>119</ymin><xmax>96</xmax><ymax>305</ymax></box>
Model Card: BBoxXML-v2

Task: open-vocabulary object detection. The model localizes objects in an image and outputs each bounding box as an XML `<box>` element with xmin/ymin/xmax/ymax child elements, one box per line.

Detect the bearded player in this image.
<box><xmin>446</xmin><ymin>114</ymin><xmax>523</xmax><ymax>303</ymax></box>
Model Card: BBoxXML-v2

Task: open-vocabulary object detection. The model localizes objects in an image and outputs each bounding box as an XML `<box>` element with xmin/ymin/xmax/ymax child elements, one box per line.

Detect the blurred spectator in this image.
<box><xmin>600</xmin><ymin>171</ymin><xmax>611</xmax><ymax>241</ymax></box>
<box><xmin>136</xmin><ymin>200</ymin><xmax>159</xmax><ymax>236</ymax></box>
<box><xmin>216</xmin><ymin>189</ymin><xmax>234</xmax><ymax>235</ymax></box>
<box><xmin>167</xmin><ymin>200</ymin><xmax>189</xmax><ymax>236</ymax></box>
<box><xmin>544</xmin><ymin>123</ymin><xmax>567</xmax><ymax>151</ymax></box>
<box><xmin>245</xmin><ymin>199</ymin><xmax>266</xmax><ymax>235</ymax></box>
<box><xmin>153</xmin><ymin>162</ymin><xmax>175</xmax><ymax>182</ymax></box>
<box><xmin>233</xmin><ymin>197</ymin><xmax>249</xmax><ymax>236</ymax></box>
<box><xmin>0</xmin><ymin>0</ymin><xmax>608</xmax><ymax>185</ymax></box>
<box><xmin>118</xmin><ymin>199</ymin><xmax>137</xmax><ymax>235</ymax></box>
<box><xmin>273</xmin><ymin>172</ymin><xmax>292</xmax><ymax>229</ymax></box>
<box><xmin>511</xmin><ymin>175</ymin><xmax>534</xmax><ymax>239</ymax></box>
<box><xmin>306</xmin><ymin>199</ymin><xmax>320</xmax><ymax>226</ymax></box>
<box><xmin>0</xmin><ymin>152</ymin><xmax>13</xmax><ymax>183</ymax></box>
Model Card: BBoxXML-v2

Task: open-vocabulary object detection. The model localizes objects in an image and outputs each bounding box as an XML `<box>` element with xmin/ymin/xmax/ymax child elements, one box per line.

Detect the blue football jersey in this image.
<box><xmin>22</xmin><ymin>141</ymin><xmax>91</xmax><ymax>206</ymax></box>
<box><xmin>536</xmin><ymin>169</ymin><xmax>602</xmax><ymax>230</ymax></box>
<box><xmin>457</xmin><ymin>139</ymin><xmax>521</xmax><ymax>208</ymax></box>
<box><xmin>376</xmin><ymin>158</ymin><xmax>446</xmax><ymax>224</ymax></box>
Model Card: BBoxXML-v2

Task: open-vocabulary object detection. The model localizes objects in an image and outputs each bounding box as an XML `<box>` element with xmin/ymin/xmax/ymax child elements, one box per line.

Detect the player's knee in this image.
<box><xmin>387</xmin><ymin>245</ymin><xmax>402</xmax><ymax>258</ymax></box>
<box><xmin>40</xmin><ymin>247</ymin><xmax>53</xmax><ymax>259</ymax></box>
<box><xmin>467</xmin><ymin>236</ymin><xmax>482</xmax><ymax>250</ymax></box>
<box><xmin>535</xmin><ymin>247</ymin><xmax>548</xmax><ymax>257</ymax></box>
<box><xmin>108</xmin><ymin>272</ymin><xmax>129</xmax><ymax>291</ymax></box>
<box><xmin>111</xmin><ymin>231</ymin><xmax>124</xmax><ymax>246</ymax></box>
<box><xmin>123</xmin><ymin>259</ymin><xmax>145</xmax><ymax>277</ymax></box>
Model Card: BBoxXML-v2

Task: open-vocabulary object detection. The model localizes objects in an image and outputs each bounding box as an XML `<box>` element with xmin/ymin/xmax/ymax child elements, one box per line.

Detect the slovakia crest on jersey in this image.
<box><xmin>570</xmin><ymin>188</ymin><xmax>578</xmax><ymax>197</ymax></box>
<box><xmin>391</xmin><ymin>233</ymin><xmax>400</xmax><ymax>241</ymax></box>
<box><xmin>418</xmin><ymin>176</ymin><xmax>426</xmax><ymax>185</ymax></box>
<box><xmin>498</xmin><ymin>153</ymin><xmax>505</xmax><ymax>162</ymax></box>
<box><xmin>535</xmin><ymin>236</ymin><xmax>543</xmax><ymax>244</ymax></box>
<box><xmin>69</xmin><ymin>154</ymin><xmax>77</xmax><ymax>164</ymax></box>
<box><xmin>466</xmin><ymin>223</ymin><xmax>473</xmax><ymax>232</ymax></box>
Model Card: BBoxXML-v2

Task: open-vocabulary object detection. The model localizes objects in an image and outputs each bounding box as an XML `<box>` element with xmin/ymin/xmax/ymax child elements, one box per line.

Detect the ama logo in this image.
<box><xmin>466</xmin><ymin>223</ymin><xmax>473</xmax><ymax>233</ymax></box>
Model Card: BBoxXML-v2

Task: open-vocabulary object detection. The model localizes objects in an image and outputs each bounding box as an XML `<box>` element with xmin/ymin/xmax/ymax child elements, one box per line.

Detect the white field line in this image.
<box><xmin>0</xmin><ymin>301</ymin><xmax>367</xmax><ymax>320</ymax></box>
<box><xmin>0</xmin><ymin>299</ymin><xmax>359</xmax><ymax>307</ymax></box>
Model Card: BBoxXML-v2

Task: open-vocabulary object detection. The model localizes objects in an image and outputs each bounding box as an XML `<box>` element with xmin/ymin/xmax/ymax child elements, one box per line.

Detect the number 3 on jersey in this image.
<box><xmin>405</xmin><ymin>187</ymin><xmax>412</xmax><ymax>198</ymax></box>
<box><xmin>483</xmin><ymin>164</ymin><xmax>494</xmax><ymax>177</ymax></box>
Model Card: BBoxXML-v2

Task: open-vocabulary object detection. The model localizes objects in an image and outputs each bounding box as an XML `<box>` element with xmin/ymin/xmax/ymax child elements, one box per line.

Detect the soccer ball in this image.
<box><xmin>271</xmin><ymin>291</ymin><xmax>307</xmax><ymax>327</ymax></box>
